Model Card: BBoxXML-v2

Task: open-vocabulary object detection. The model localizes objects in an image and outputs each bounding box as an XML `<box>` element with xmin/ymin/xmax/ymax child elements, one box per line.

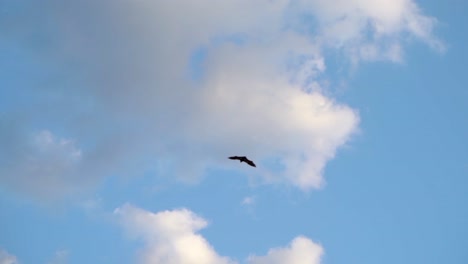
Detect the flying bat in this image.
<box><xmin>228</xmin><ymin>156</ymin><xmax>256</xmax><ymax>167</ymax></box>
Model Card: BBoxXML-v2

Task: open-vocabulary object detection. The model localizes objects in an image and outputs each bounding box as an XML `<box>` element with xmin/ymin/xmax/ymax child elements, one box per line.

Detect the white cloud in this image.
<box><xmin>247</xmin><ymin>236</ymin><xmax>323</xmax><ymax>264</ymax></box>
<box><xmin>114</xmin><ymin>203</ymin><xmax>236</xmax><ymax>264</ymax></box>
<box><xmin>0</xmin><ymin>249</ymin><xmax>18</xmax><ymax>264</ymax></box>
<box><xmin>0</xmin><ymin>0</ymin><xmax>442</xmax><ymax>199</ymax></box>
<box><xmin>300</xmin><ymin>0</ymin><xmax>445</xmax><ymax>56</ymax></box>
<box><xmin>115</xmin><ymin>204</ymin><xmax>324</xmax><ymax>264</ymax></box>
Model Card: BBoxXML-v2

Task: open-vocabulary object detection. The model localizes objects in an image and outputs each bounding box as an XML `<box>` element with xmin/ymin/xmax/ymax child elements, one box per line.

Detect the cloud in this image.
<box><xmin>242</xmin><ymin>196</ymin><xmax>256</xmax><ymax>206</ymax></box>
<box><xmin>0</xmin><ymin>125</ymin><xmax>87</xmax><ymax>201</ymax></box>
<box><xmin>247</xmin><ymin>236</ymin><xmax>323</xmax><ymax>264</ymax></box>
<box><xmin>0</xmin><ymin>249</ymin><xmax>18</xmax><ymax>264</ymax></box>
<box><xmin>79</xmin><ymin>197</ymin><xmax>103</xmax><ymax>212</ymax></box>
<box><xmin>298</xmin><ymin>0</ymin><xmax>445</xmax><ymax>63</ymax></box>
<box><xmin>0</xmin><ymin>0</ymin><xmax>442</xmax><ymax>200</ymax></box>
<box><xmin>47</xmin><ymin>250</ymin><xmax>69</xmax><ymax>264</ymax></box>
<box><xmin>115</xmin><ymin>204</ymin><xmax>323</xmax><ymax>264</ymax></box>
<box><xmin>114</xmin><ymin>203</ymin><xmax>236</xmax><ymax>264</ymax></box>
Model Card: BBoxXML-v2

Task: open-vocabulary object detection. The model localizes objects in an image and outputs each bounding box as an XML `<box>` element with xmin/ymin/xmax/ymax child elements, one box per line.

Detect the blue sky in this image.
<box><xmin>1</xmin><ymin>0</ymin><xmax>467</xmax><ymax>263</ymax></box>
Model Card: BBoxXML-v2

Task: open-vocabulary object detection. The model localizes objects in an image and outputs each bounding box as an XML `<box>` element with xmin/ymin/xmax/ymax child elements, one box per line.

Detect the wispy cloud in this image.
<box><xmin>47</xmin><ymin>250</ymin><xmax>69</xmax><ymax>264</ymax></box>
<box><xmin>0</xmin><ymin>127</ymin><xmax>85</xmax><ymax>201</ymax></box>
<box><xmin>242</xmin><ymin>196</ymin><xmax>256</xmax><ymax>206</ymax></box>
<box><xmin>0</xmin><ymin>248</ymin><xmax>18</xmax><ymax>264</ymax></box>
<box><xmin>300</xmin><ymin>0</ymin><xmax>445</xmax><ymax>63</ymax></box>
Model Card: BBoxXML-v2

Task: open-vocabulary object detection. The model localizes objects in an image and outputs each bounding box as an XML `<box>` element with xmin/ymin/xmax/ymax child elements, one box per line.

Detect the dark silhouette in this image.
<box><xmin>228</xmin><ymin>156</ymin><xmax>256</xmax><ymax>167</ymax></box>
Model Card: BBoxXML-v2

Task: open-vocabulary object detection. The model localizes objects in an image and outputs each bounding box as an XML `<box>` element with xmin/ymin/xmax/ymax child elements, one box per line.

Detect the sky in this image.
<box><xmin>0</xmin><ymin>0</ymin><xmax>467</xmax><ymax>263</ymax></box>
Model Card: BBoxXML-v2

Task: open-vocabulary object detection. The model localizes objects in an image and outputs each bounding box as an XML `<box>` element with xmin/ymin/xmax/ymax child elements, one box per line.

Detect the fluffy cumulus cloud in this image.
<box><xmin>247</xmin><ymin>236</ymin><xmax>323</xmax><ymax>264</ymax></box>
<box><xmin>114</xmin><ymin>203</ymin><xmax>236</xmax><ymax>264</ymax></box>
<box><xmin>0</xmin><ymin>249</ymin><xmax>18</xmax><ymax>264</ymax></box>
<box><xmin>115</xmin><ymin>204</ymin><xmax>323</xmax><ymax>264</ymax></box>
<box><xmin>0</xmin><ymin>0</ymin><xmax>442</xmax><ymax>199</ymax></box>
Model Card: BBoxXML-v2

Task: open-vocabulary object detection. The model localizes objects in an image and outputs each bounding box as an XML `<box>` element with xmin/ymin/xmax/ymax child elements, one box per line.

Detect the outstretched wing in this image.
<box><xmin>229</xmin><ymin>156</ymin><xmax>242</xmax><ymax>160</ymax></box>
<box><xmin>245</xmin><ymin>159</ymin><xmax>256</xmax><ymax>167</ymax></box>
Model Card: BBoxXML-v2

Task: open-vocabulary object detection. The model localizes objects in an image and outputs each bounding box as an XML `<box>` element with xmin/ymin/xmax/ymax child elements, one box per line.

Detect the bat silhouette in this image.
<box><xmin>228</xmin><ymin>156</ymin><xmax>256</xmax><ymax>167</ymax></box>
